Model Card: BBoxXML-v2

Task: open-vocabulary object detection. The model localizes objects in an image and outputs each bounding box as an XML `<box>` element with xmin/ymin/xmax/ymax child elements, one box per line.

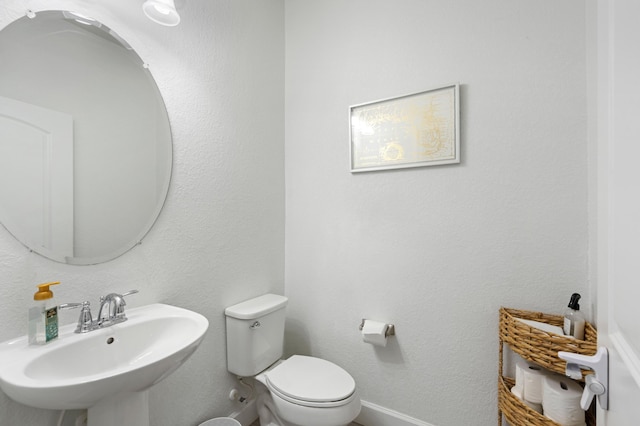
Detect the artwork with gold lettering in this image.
<box><xmin>350</xmin><ymin>84</ymin><xmax>460</xmax><ymax>172</ymax></box>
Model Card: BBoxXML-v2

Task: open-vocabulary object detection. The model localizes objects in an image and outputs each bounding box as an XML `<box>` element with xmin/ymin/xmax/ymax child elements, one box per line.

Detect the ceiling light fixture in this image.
<box><xmin>142</xmin><ymin>0</ymin><xmax>180</xmax><ymax>27</ymax></box>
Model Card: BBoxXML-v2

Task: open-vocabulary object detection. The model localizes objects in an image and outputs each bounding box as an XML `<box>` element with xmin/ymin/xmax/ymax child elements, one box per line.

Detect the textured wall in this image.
<box><xmin>0</xmin><ymin>1</ymin><xmax>284</xmax><ymax>425</ymax></box>
<box><xmin>283</xmin><ymin>1</ymin><xmax>588</xmax><ymax>425</ymax></box>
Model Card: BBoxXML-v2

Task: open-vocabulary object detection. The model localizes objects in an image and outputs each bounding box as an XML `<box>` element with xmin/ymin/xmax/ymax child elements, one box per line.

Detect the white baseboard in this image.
<box><xmin>355</xmin><ymin>400</ymin><xmax>436</xmax><ymax>426</ymax></box>
<box><xmin>229</xmin><ymin>399</ymin><xmax>258</xmax><ymax>426</ymax></box>
<box><xmin>228</xmin><ymin>398</ymin><xmax>435</xmax><ymax>426</ymax></box>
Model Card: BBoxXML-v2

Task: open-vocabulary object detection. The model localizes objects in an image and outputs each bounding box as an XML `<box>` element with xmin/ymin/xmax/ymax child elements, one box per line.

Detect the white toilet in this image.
<box><xmin>225</xmin><ymin>294</ymin><xmax>361</xmax><ymax>426</ymax></box>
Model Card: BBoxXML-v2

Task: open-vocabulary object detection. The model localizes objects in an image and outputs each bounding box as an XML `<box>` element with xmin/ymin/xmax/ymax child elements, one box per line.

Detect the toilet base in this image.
<box><xmin>254</xmin><ymin>382</ymin><xmax>360</xmax><ymax>426</ymax></box>
<box><xmin>256</xmin><ymin>392</ymin><xmax>285</xmax><ymax>426</ymax></box>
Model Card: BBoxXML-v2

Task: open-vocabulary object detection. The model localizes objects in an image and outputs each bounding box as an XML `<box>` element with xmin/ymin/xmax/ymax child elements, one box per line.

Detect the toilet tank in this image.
<box><xmin>225</xmin><ymin>294</ymin><xmax>288</xmax><ymax>377</ymax></box>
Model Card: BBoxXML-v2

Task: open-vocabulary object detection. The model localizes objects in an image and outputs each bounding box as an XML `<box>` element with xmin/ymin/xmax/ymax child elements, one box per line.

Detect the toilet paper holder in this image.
<box><xmin>359</xmin><ymin>319</ymin><xmax>395</xmax><ymax>337</ymax></box>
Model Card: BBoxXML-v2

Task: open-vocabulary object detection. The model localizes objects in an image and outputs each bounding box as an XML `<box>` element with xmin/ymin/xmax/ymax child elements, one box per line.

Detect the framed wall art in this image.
<box><xmin>349</xmin><ymin>83</ymin><xmax>460</xmax><ymax>172</ymax></box>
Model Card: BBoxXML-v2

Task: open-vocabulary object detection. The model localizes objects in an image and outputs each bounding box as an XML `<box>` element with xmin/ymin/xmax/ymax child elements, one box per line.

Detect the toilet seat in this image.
<box><xmin>265</xmin><ymin>355</ymin><xmax>356</xmax><ymax>408</ymax></box>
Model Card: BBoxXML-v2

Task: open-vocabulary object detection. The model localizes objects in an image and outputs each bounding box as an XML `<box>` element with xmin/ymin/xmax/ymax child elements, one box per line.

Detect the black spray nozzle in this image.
<box><xmin>568</xmin><ymin>293</ymin><xmax>581</xmax><ymax>310</ymax></box>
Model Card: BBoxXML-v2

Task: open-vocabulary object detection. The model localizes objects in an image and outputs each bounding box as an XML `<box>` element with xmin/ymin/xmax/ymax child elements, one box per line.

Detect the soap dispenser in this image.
<box><xmin>28</xmin><ymin>281</ymin><xmax>60</xmax><ymax>345</ymax></box>
<box><xmin>563</xmin><ymin>292</ymin><xmax>586</xmax><ymax>340</ymax></box>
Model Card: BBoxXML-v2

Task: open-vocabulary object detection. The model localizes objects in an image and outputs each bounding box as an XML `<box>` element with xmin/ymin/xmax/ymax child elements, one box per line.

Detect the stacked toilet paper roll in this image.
<box><xmin>511</xmin><ymin>359</ymin><xmax>586</xmax><ymax>425</ymax></box>
<box><xmin>542</xmin><ymin>375</ymin><xmax>585</xmax><ymax>426</ymax></box>
<box><xmin>511</xmin><ymin>361</ymin><xmax>545</xmax><ymax>413</ymax></box>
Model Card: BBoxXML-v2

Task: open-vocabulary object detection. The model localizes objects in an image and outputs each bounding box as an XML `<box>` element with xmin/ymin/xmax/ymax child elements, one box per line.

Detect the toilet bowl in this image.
<box><xmin>255</xmin><ymin>356</ymin><xmax>361</xmax><ymax>426</ymax></box>
<box><xmin>224</xmin><ymin>294</ymin><xmax>361</xmax><ymax>426</ymax></box>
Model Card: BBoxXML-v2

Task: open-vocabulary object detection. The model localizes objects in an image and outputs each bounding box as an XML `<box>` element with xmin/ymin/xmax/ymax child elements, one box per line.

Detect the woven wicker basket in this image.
<box><xmin>498</xmin><ymin>376</ymin><xmax>595</xmax><ymax>426</ymax></box>
<box><xmin>499</xmin><ymin>376</ymin><xmax>560</xmax><ymax>426</ymax></box>
<box><xmin>498</xmin><ymin>307</ymin><xmax>597</xmax><ymax>426</ymax></box>
<box><xmin>499</xmin><ymin>307</ymin><xmax>597</xmax><ymax>378</ymax></box>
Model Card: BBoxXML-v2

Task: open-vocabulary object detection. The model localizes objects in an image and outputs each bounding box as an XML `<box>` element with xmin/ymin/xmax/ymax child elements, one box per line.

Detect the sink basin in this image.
<box><xmin>0</xmin><ymin>303</ymin><xmax>208</xmax><ymax>413</ymax></box>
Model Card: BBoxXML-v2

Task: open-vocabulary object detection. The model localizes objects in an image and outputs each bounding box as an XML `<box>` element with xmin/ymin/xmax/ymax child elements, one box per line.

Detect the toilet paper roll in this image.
<box><xmin>514</xmin><ymin>361</ymin><xmax>526</xmax><ymax>392</ymax></box>
<box><xmin>542</xmin><ymin>375</ymin><xmax>585</xmax><ymax>426</ymax></box>
<box><xmin>511</xmin><ymin>386</ymin><xmax>543</xmax><ymax>414</ymax></box>
<box><xmin>517</xmin><ymin>361</ymin><xmax>549</xmax><ymax>404</ymax></box>
<box><xmin>361</xmin><ymin>320</ymin><xmax>389</xmax><ymax>347</ymax></box>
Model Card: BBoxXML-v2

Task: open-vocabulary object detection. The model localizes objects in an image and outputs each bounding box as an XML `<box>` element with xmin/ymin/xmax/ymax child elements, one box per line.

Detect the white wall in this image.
<box><xmin>284</xmin><ymin>1</ymin><xmax>588</xmax><ymax>425</ymax></box>
<box><xmin>0</xmin><ymin>1</ymin><xmax>284</xmax><ymax>425</ymax></box>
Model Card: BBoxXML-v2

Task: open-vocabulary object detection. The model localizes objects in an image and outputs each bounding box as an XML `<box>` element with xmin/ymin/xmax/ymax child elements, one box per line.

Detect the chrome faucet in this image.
<box><xmin>97</xmin><ymin>290</ymin><xmax>138</xmax><ymax>326</ymax></box>
<box><xmin>59</xmin><ymin>290</ymin><xmax>138</xmax><ymax>333</ymax></box>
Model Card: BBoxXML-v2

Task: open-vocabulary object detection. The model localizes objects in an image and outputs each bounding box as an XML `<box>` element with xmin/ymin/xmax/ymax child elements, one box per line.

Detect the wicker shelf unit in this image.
<box><xmin>498</xmin><ymin>307</ymin><xmax>597</xmax><ymax>426</ymax></box>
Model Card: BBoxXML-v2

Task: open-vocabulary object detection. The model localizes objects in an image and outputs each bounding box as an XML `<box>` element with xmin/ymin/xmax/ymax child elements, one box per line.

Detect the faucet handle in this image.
<box><xmin>110</xmin><ymin>290</ymin><xmax>138</xmax><ymax>321</ymax></box>
<box><xmin>96</xmin><ymin>290</ymin><xmax>139</xmax><ymax>326</ymax></box>
<box><xmin>59</xmin><ymin>302</ymin><xmax>83</xmax><ymax>310</ymax></box>
<box><xmin>60</xmin><ymin>301</ymin><xmax>94</xmax><ymax>333</ymax></box>
<box><xmin>116</xmin><ymin>290</ymin><xmax>138</xmax><ymax>315</ymax></box>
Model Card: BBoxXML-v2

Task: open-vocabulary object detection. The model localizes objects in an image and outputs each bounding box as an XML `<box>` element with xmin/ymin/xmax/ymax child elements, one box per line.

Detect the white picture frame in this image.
<box><xmin>349</xmin><ymin>83</ymin><xmax>460</xmax><ymax>172</ymax></box>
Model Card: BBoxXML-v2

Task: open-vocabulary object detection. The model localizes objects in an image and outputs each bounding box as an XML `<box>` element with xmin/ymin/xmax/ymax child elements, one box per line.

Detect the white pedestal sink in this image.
<box><xmin>0</xmin><ymin>303</ymin><xmax>209</xmax><ymax>426</ymax></box>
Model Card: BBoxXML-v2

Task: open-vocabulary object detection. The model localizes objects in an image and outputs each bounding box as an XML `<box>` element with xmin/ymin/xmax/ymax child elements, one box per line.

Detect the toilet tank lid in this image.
<box><xmin>225</xmin><ymin>294</ymin><xmax>288</xmax><ymax>319</ymax></box>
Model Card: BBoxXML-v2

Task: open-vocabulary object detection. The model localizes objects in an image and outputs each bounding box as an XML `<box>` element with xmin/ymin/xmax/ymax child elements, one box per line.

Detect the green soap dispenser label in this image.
<box><xmin>45</xmin><ymin>306</ymin><xmax>58</xmax><ymax>342</ymax></box>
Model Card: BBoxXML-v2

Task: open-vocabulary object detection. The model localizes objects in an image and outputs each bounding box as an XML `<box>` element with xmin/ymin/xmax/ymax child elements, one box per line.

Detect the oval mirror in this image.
<box><xmin>0</xmin><ymin>11</ymin><xmax>172</xmax><ymax>265</ymax></box>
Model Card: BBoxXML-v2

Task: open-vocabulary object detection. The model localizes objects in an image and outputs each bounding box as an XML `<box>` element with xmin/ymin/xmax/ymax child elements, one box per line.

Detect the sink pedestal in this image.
<box><xmin>88</xmin><ymin>391</ymin><xmax>149</xmax><ymax>426</ymax></box>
